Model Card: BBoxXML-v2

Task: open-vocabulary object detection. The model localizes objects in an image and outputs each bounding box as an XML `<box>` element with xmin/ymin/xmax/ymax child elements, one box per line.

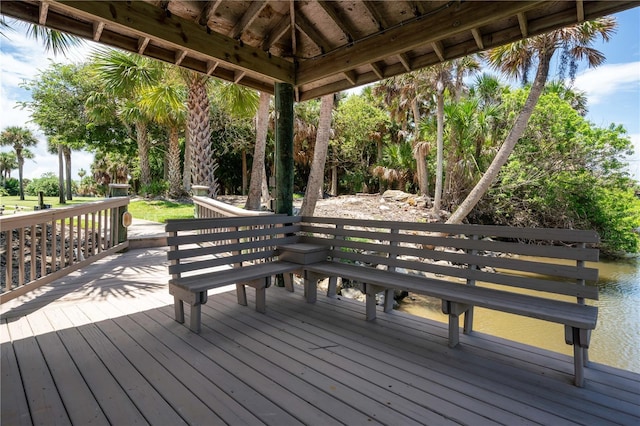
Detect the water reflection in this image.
<box><xmin>398</xmin><ymin>256</ymin><xmax>640</xmax><ymax>373</ymax></box>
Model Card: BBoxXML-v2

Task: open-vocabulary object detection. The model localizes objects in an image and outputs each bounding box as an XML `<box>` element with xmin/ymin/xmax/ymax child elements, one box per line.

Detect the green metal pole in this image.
<box><xmin>274</xmin><ymin>82</ymin><xmax>294</xmax><ymax>215</ymax></box>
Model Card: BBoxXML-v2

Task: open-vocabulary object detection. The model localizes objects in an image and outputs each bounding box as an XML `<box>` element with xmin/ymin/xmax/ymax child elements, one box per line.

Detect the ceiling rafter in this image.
<box><xmin>406</xmin><ymin>0</ymin><xmax>426</xmax><ymax>17</ymax></box>
<box><xmin>175</xmin><ymin>50</ymin><xmax>188</xmax><ymax>66</ymax></box>
<box><xmin>517</xmin><ymin>12</ymin><xmax>529</xmax><ymax>38</ymax></box>
<box><xmin>206</xmin><ymin>60</ymin><xmax>219</xmax><ymax>76</ymax></box>
<box><xmin>318</xmin><ymin>1</ymin><xmax>356</xmax><ymax>43</ymax></box>
<box><xmin>38</xmin><ymin>1</ymin><xmax>49</xmax><ymax>25</ymax></box>
<box><xmin>230</xmin><ymin>0</ymin><xmax>267</xmax><ymax>40</ymax></box>
<box><xmin>370</xmin><ymin>62</ymin><xmax>384</xmax><ymax>79</ymax></box>
<box><xmin>343</xmin><ymin>70</ymin><xmax>357</xmax><ymax>85</ymax></box>
<box><xmin>362</xmin><ymin>1</ymin><xmax>388</xmax><ymax>31</ymax></box>
<box><xmin>295</xmin><ymin>10</ymin><xmax>332</xmax><ymax>54</ymax></box>
<box><xmin>53</xmin><ymin>0</ymin><xmax>295</xmax><ymax>84</ymax></box>
<box><xmin>471</xmin><ymin>28</ymin><xmax>484</xmax><ymax>50</ymax></box>
<box><xmin>290</xmin><ymin>0</ymin><xmax>297</xmax><ymax>55</ymax></box>
<box><xmin>234</xmin><ymin>70</ymin><xmax>246</xmax><ymax>84</ymax></box>
<box><xmin>262</xmin><ymin>15</ymin><xmax>291</xmax><ymax>52</ymax></box>
<box><xmin>576</xmin><ymin>0</ymin><xmax>585</xmax><ymax>21</ymax></box>
<box><xmin>398</xmin><ymin>53</ymin><xmax>412</xmax><ymax>72</ymax></box>
<box><xmin>198</xmin><ymin>0</ymin><xmax>222</xmax><ymax>27</ymax></box>
<box><xmin>93</xmin><ymin>21</ymin><xmax>104</xmax><ymax>41</ymax></box>
<box><xmin>138</xmin><ymin>37</ymin><xmax>150</xmax><ymax>55</ymax></box>
<box><xmin>432</xmin><ymin>40</ymin><xmax>445</xmax><ymax>62</ymax></box>
<box><xmin>297</xmin><ymin>1</ymin><xmax>546</xmax><ymax>85</ymax></box>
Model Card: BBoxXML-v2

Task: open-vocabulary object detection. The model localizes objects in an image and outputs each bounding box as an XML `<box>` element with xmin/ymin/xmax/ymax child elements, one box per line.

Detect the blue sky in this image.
<box><xmin>1</xmin><ymin>7</ymin><xmax>639</xmax><ymax>181</ymax></box>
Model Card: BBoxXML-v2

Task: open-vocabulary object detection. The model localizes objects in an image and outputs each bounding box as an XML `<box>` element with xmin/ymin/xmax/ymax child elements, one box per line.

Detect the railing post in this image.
<box><xmin>192</xmin><ymin>185</ymin><xmax>209</xmax><ymax>219</ymax></box>
<box><xmin>109</xmin><ymin>184</ymin><xmax>130</xmax><ymax>245</ymax></box>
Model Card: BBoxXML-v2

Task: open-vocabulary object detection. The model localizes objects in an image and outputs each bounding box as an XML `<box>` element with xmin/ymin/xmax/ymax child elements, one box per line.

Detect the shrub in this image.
<box><xmin>3</xmin><ymin>178</ymin><xmax>20</xmax><ymax>196</ymax></box>
<box><xmin>26</xmin><ymin>173</ymin><xmax>60</xmax><ymax>196</ymax></box>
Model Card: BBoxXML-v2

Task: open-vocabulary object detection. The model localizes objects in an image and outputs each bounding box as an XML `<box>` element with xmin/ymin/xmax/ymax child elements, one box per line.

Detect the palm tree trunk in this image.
<box><xmin>447</xmin><ymin>50</ymin><xmax>552</xmax><ymax>224</ymax></box>
<box><xmin>433</xmin><ymin>82</ymin><xmax>445</xmax><ymax>211</ymax></box>
<box><xmin>183</xmin><ymin>134</ymin><xmax>192</xmax><ymax>192</ymax></box>
<box><xmin>245</xmin><ymin>91</ymin><xmax>270</xmax><ymax>210</ymax></box>
<box><xmin>17</xmin><ymin>155</ymin><xmax>25</xmax><ymax>201</ymax></box>
<box><xmin>241</xmin><ymin>148</ymin><xmax>247</xmax><ymax>195</ymax></box>
<box><xmin>63</xmin><ymin>145</ymin><xmax>73</xmax><ymax>200</ymax></box>
<box><xmin>300</xmin><ymin>94</ymin><xmax>333</xmax><ymax>216</ymax></box>
<box><xmin>412</xmin><ymin>99</ymin><xmax>428</xmax><ymax>196</ymax></box>
<box><xmin>187</xmin><ymin>73</ymin><xmax>215</xmax><ymax>196</ymax></box>
<box><xmin>57</xmin><ymin>145</ymin><xmax>66</xmax><ymax>204</ymax></box>
<box><xmin>135</xmin><ymin>121</ymin><xmax>151</xmax><ymax>189</ymax></box>
<box><xmin>167</xmin><ymin>127</ymin><xmax>183</xmax><ymax>198</ymax></box>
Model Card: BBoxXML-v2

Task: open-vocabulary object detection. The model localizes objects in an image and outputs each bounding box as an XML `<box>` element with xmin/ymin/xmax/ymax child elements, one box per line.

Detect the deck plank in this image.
<box><xmin>2</xmin><ymin>247</ymin><xmax>639</xmax><ymax>426</ymax></box>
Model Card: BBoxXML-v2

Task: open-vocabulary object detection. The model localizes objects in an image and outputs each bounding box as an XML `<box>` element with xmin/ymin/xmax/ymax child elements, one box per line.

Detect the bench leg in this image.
<box><xmin>383</xmin><ymin>289</ymin><xmax>394</xmax><ymax>313</ymax></box>
<box><xmin>255</xmin><ymin>277</ymin><xmax>268</xmax><ymax>313</ymax></box>
<box><xmin>236</xmin><ymin>283</ymin><xmax>248</xmax><ymax>306</ymax></box>
<box><xmin>304</xmin><ymin>271</ymin><xmax>318</xmax><ymax>303</ymax></box>
<box><xmin>442</xmin><ymin>301</ymin><xmax>469</xmax><ymax>348</ymax></box>
<box><xmin>364</xmin><ymin>284</ymin><xmax>385</xmax><ymax>321</ymax></box>
<box><xmin>565</xmin><ymin>326</ymin><xmax>591</xmax><ymax>387</ymax></box>
<box><xmin>463</xmin><ymin>306</ymin><xmax>474</xmax><ymax>334</ymax></box>
<box><xmin>189</xmin><ymin>303</ymin><xmax>202</xmax><ymax>333</ymax></box>
<box><xmin>327</xmin><ymin>276</ymin><xmax>338</xmax><ymax>297</ymax></box>
<box><xmin>173</xmin><ymin>296</ymin><xmax>184</xmax><ymax>324</ymax></box>
<box><xmin>283</xmin><ymin>273</ymin><xmax>294</xmax><ymax>292</ymax></box>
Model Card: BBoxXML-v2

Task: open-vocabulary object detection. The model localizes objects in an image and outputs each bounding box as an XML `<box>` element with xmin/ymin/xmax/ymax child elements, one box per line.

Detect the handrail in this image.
<box><xmin>192</xmin><ymin>196</ymin><xmax>273</xmax><ymax>218</ymax></box>
<box><xmin>1</xmin><ymin>197</ymin><xmax>130</xmax><ymax>303</ymax></box>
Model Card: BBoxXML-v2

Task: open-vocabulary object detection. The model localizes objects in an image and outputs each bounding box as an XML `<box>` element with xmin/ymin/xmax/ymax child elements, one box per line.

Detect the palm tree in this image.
<box><xmin>300</xmin><ymin>93</ymin><xmax>335</xmax><ymax>216</ymax></box>
<box><xmin>0</xmin><ymin>151</ymin><xmax>18</xmax><ymax>184</ymax></box>
<box><xmin>545</xmin><ymin>80</ymin><xmax>589</xmax><ymax>116</ymax></box>
<box><xmin>0</xmin><ymin>126</ymin><xmax>38</xmax><ymax>200</ymax></box>
<box><xmin>89</xmin><ymin>49</ymin><xmax>161</xmax><ymax>190</ymax></box>
<box><xmin>138</xmin><ymin>76</ymin><xmax>187</xmax><ymax>198</ymax></box>
<box><xmin>245</xmin><ymin>91</ymin><xmax>271</xmax><ymax>210</ymax></box>
<box><xmin>447</xmin><ymin>17</ymin><xmax>616</xmax><ymax>224</ymax></box>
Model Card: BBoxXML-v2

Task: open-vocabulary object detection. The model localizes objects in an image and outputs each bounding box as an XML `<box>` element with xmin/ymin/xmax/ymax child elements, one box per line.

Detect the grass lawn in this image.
<box><xmin>0</xmin><ymin>195</ymin><xmax>194</xmax><ymax>222</ymax></box>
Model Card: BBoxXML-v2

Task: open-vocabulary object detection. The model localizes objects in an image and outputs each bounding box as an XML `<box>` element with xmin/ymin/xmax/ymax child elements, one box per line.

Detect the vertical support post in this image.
<box><xmin>274</xmin><ymin>82</ymin><xmax>294</xmax><ymax>215</ymax></box>
<box><xmin>576</xmin><ymin>242</ymin><xmax>588</xmax><ymax>365</ymax></box>
<box><xmin>109</xmin><ymin>184</ymin><xmax>129</xmax><ymax>244</ymax></box>
<box><xmin>464</xmin><ymin>234</ymin><xmax>479</xmax><ymax>334</ymax></box>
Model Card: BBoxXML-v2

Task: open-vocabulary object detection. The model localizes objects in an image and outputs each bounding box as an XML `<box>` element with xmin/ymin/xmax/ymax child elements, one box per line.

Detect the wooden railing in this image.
<box><xmin>0</xmin><ymin>197</ymin><xmax>129</xmax><ymax>303</ymax></box>
<box><xmin>193</xmin><ymin>196</ymin><xmax>273</xmax><ymax>219</ymax></box>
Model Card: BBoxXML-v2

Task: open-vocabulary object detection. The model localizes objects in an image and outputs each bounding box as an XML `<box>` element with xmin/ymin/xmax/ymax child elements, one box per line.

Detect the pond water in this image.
<box><xmin>398</xmin><ymin>256</ymin><xmax>640</xmax><ymax>373</ymax></box>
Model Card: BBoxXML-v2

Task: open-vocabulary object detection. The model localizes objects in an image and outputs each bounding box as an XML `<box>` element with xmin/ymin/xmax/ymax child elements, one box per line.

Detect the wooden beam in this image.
<box><xmin>318</xmin><ymin>1</ymin><xmax>356</xmax><ymax>42</ymax></box>
<box><xmin>93</xmin><ymin>21</ymin><xmax>105</xmax><ymax>42</ymax></box>
<box><xmin>175</xmin><ymin>50</ymin><xmax>188</xmax><ymax>66</ymax></box>
<box><xmin>362</xmin><ymin>1</ymin><xmax>388</xmax><ymax>31</ymax></box>
<box><xmin>262</xmin><ymin>15</ymin><xmax>291</xmax><ymax>51</ymax></box>
<box><xmin>398</xmin><ymin>53</ymin><xmax>412</xmax><ymax>72</ymax></box>
<box><xmin>432</xmin><ymin>40</ymin><xmax>445</xmax><ymax>62</ymax></box>
<box><xmin>138</xmin><ymin>37</ymin><xmax>150</xmax><ymax>55</ymax></box>
<box><xmin>230</xmin><ymin>1</ymin><xmax>267</xmax><ymax>40</ymax></box>
<box><xmin>198</xmin><ymin>0</ymin><xmax>222</xmax><ymax>27</ymax></box>
<box><xmin>576</xmin><ymin>0</ymin><xmax>585</xmax><ymax>22</ymax></box>
<box><xmin>517</xmin><ymin>12</ymin><xmax>529</xmax><ymax>38</ymax></box>
<box><xmin>290</xmin><ymin>0</ymin><xmax>297</xmax><ymax>55</ymax></box>
<box><xmin>406</xmin><ymin>1</ymin><xmax>424</xmax><ymax>17</ymax></box>
<box><xmin>295</xmin><ymin>11</ymin><xmax>332</xmax><ymax>54</ymax></box>
<box><xmin>343</xmin><ymin>70</ymin><xmax>357</xmax><ymax>85</ymax></box>
<box><xmin>39</xmin><ymin>1</ymin><xmax>49</xmax><ymax>25</ymax></box>
<box><xmin>297</xmin><ymin>1</ymin><xmax>546</xmax><ymax>85</ymax></box>
<box><xmin>471</xmin><ymin>28</ymin><xmax>484</xmax><ymax>50</ymax></box>
<box><xmin>206</xmin><ymin>60</ymin><xmax>219</xmax><ymax>76</ymax></box>
<box><xmin>370</xmin><ymin>62</ymin><xmax>384</xmax><ymax>79</ymax></box>
<box><xmin>54</xmin><ymin>0</ymin><xmax>294</xmax><ymax>84</ymax></box>
<box><xmin>234</xmin><ymin>70</ymin><xmax>246</xmax><ymax>84</ymax></box>
<box><xmin>275</xmin><ymin>83</ymin><xmax>294</xmax><ymax>216</ymax></box>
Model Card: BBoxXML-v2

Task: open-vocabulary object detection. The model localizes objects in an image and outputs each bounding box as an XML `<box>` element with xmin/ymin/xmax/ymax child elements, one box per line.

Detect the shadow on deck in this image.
<box><xmin>2</xmin><ymin>248</ymin><xmax>639</xmax><ymax>425</ymax></box>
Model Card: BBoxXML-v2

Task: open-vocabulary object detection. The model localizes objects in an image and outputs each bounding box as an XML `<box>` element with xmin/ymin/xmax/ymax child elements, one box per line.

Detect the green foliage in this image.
<box><xmin>24</xmin><ymin>172</ymin><xmax>78</xmax><ymax>196</ymax></box>
<box><xmin>3</xmin><ymin>178</ymin><xmax>20</xmax><ymax>196</ymax></box>
<box><xmin>140</xmin><ymin>180</ymin><xmax>169</xmax><ymax>197</ymax></box>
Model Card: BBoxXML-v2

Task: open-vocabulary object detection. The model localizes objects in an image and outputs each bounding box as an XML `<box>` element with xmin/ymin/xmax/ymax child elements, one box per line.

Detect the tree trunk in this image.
<box><xmin>167</xmin><ymin>126</ymin><xmax>184</xmax><ymax>199</ymax></box>
<box><xmin>57</xmin><ymin>145</ymin><xmax>65</xmax><ymax>204</ymax></box>
<box><xmin>433</xmin><ymin>80</ymin><xmax>445</xmax><ymax>211</ymax></box>
<box><xmin>183</xmin><ymin>132</ymin><xmax>192</xmax><ymax>192</ymax></box>
<box><xmin>63</xmin><ymin>145</ymin><xmax>73</xmax><ymax>200</ymax></box>
<box><xmin>241</xmin><ymin>148</ymin><xmax>247</xmax><ymax>195</ymax></box>
<box><xmin>331</xmin><ymin>152</ymin><xmax>338</xmax><ymax>196</ymax></box>
<box><xmin>187</xmin><ymin>73</ymin><xmax>216</xmax><ymax>197</ymax></box>
<box><xmin>300</xmin><ymin>94</ymin><xmax>333</xmax><ymax>216</ymax></box>
<box><xmin>17</xmin><ymin>154</ymin><xmax>25</xmax><ymax>201</ymax></box>
<box><xmin>135</xmin><ymin>121</ymin><xmax>151</xmax><ymax>190</ymax></box>
<box><xmin>412</xmin><ymin>99</ymin><xmax>428</xmax><ymax>196</ymax></box>
<box><xmin>246</xmin><ymin>91</ymin><xmax>270</xmax><ymax>210</ymax></box>
<box><xmin>447</xmin><ymin>50</ymin><xmax>552</xmax><ymax>224</ymax></box>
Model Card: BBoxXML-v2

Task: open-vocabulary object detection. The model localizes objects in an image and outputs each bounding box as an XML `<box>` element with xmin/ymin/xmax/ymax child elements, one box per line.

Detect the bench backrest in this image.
<box><xmin>166</xmin><ymin>215</ymin><xmax>301</xmax><ymax>280</ymax></box>
<box><xmin>299</xmin><ymin>216</ymin><xmax>600</xmax><ymax>302</ymax></box>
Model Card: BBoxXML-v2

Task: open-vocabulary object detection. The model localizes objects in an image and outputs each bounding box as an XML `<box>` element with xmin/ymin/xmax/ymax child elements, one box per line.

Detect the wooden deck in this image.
<box><xmin>2</xmin><ymin>247</ymin><xmax>639</xmax><ymax>426</ymax></box>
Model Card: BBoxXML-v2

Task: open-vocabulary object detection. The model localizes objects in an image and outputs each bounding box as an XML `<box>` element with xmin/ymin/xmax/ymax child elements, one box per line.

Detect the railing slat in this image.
<box><xmin>0</xmin><ymin>197</ymin><xmax>129</xmax><ymax>302</ymax></box>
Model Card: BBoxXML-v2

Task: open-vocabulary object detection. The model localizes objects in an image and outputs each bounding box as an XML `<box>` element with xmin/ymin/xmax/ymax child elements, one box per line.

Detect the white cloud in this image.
<box><xmin>573</xmin><ymin>62</ymin><xmax>640</xmax><ymax>104</ymax></box>
<box><xmin>1</xmin><ymin>23</ymin><xmax>99</xmax><ymax>181</ymax></box>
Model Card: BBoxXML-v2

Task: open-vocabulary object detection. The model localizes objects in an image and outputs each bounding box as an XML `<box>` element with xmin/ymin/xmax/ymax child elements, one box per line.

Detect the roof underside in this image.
<box><xmin>2</xmin><ymin>1</ymin><xmax>638</xmax><ymax>101</ymax></box>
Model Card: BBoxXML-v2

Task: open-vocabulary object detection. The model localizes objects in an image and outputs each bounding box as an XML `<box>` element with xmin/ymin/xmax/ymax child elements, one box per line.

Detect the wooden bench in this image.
<box><xmin>165</xmin><ymin>215</ymin><xmax>302</xmax><ymax>333</ymax></box>
<box><xmin>292</xmin><ymin>216</ymin><xmax>600</xmax><ymax>387</ymax></box>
